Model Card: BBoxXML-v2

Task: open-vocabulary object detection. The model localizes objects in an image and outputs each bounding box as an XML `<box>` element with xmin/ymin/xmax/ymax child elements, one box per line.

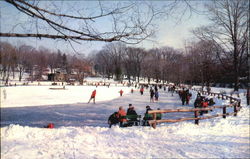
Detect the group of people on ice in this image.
<box><xmin>149</xmin><ymin>87</ymin><xmax>159</xmax><ymax>102</ymax></box>
<box><xmin>108</xmin><ymin>104</ymin><xmax>162</xmax><ymax>128</ymax></box>
<box><xmin>179</xmin><ymin>88</ymin><xmax>192</xmax><ymax>105</ymax></box>
<box><xmin>87</xmin><ymin>83</ymin><xmax>167</xmax><ymax>104</ymax></box>
<box><xmin>138</xmin><ymin>84</ymin><xmax>162</xmax><ymax>102</ymax></box>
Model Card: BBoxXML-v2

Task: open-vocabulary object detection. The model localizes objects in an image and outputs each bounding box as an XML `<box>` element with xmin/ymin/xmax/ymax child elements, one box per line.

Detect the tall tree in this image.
<box><xmin>16</xmin><ymin>44</ymin><xmax>34</xmax><ymax>81</ymax></box>
<box><xmin>124</xmin><ymin>47</ymin><xmax>147</xmax><ymax>82</ymax></box>
<box><xmin>103</xmin><ymin>43</ymin><xmax>126</xmax><ymax>81</ymax></box>
<box><xmin>62</xmin><ymin>53</ymin><xmax>68</xmax><ymax>73</ymax></box>
<box><xmin>193</xmin><ymin>0</ymin><xmax>249</xmax><ymax>91</ymax></box>
<box><xmin>47</xmin><ymin>52</ymin><xmax>57</xmax><ymax>74</ymax></box>
<box><xmin>0</xmin><ymin>42</ymin><xmax>16</xmax><ymax>85</ymax></box>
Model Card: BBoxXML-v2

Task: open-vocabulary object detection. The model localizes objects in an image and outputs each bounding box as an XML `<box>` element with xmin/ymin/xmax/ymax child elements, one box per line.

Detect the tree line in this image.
<box><xmin>90</xmin><ymin>40</ymin><xmax>247</xmax><ymax>90</ymax></box>
<box><xmin>0</xmin><ymin>41</ymin><xmax>91</xmax><ymax>85</ymax></box>
<box><xmin>1</xmin><ymin>38</ymin><xmax>247</xmax><ymax>90</ymax></box>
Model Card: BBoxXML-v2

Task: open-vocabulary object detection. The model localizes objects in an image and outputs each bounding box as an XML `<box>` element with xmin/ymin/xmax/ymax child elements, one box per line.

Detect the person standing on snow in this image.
<box><xmin>150</xmin><ymin>88</ymin><xmax>155</xmax><ymax>102</ymax></box>
<box><xmin>143</xmin><ymin>105</ymin><xmax>153</xmax><ymax>126</ymax></box>
<box><xmin>186</xmin><ymin>92</ymin><xmax>192</xmax><ymax>105</ymax></box>
<box><xmin>154</xmin><ymin>85</ymin><xmax>158</xmax><ymax>92</ymax></box>
<box><xmin>119</xmin><ymin>89</ymin><xmax>124</xmax><ymax>96</ymax></box>
<box><xmin>3</xmin><ymin>89</ymin><xmax>7</xmax><ymax>100</ymax></box>
<box><xmin>88</xmin><ymin>89</ymin><xmax>96</xmax><ymax>104</ymax></box>
<box><xmin>131</xmin><ymin>88</ymin><xmax>134</xmax><ymax>93</ymax></box>
<box><xmin>181</xmin><ymin>88</ymin><xmax>187</xmax><ymax>105</ymax></box>
<box><xmin>155</xmin><ymin>90</ymin><xmax>159</xmax><ymax>101</ymax></box>
<box><xmin>140</xmin><ymin>86</ymin><xmax>144</xmax><ymax>95</ymax></box>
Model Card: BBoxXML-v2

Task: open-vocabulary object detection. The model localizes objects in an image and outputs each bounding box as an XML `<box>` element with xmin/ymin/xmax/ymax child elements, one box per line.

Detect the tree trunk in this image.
<box><xmin>147</xmin><ymin>77</ymin><xmax>150</xmax><ymax>84</ymax></box>
<box><xmin>233</xmin><ymin>50</ymin><xmax>239</xmax><ymax>91</ymax></box>
<box><xmin>12</xmin><ymin>68</ymin><xmax>15</xmax><ymax>79</ymax></box>
<box><xmin>19</xmin><ymin>69</ymin><xmax>22</xmax><ymax>81</ymax></box>
<box><xmin>233</xmin><ymin>73</ymin><xmax>239</xmax><ymax>91</ymax></box>
<box><xmin>5</xmin><ymin>66</ymin><xmax>10</xmax><ymax>85</ymax></box>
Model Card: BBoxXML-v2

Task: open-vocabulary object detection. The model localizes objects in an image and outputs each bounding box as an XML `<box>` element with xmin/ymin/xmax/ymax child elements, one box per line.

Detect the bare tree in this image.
<box><xmin>185</xmin><ymin>40</ymin><xmax>220</xmax><ymax>87</ymax></box>
<box><xmin>155</xmin><ymin>47</ymin><xmax>180</xmax><ymax>83</ymax></box>
<box><xmin>193</xmin><ymin>0</ymin><xmax>249</xmax><ymax>91</ymax></box>
<box><xmin>122</xmin><ymin>48</ymin><xmax>137</xmax><ymax>82</ymax></box>
<box><xmin>25</xmin><ymin>50</ymin><xmax>36</xmax><ymax>82</ymax></box>
<box><xmin>124</xmin><ymin>47</ymin><xmax>147</xmax><ymax>83</ymax></box>
<box><xmin>70</xmin><ymin>56</ymin><xmax>91</xmax><ymax>83</ymax></box>
<box><xmin>94</xmin><ymin>50</ymin><xmax>114</xmax><ymax>79</ymax></box>
<box><xmin>16</xmin><ymin>44</ymin><xmax>34</xmax><ymax>81</ymax></box>
<box><xmin>34</xmin><ymin>48</ymin><xmax>48</xmax><ymax>80</ymax></box>
<box><xmin>0</xmin><ymin>42</ymin><xmax>16</xmax><ymax>85</ymax></box>
<box><xmin>102</xmin><ymin>42</ymin><xmax>126</xmax><ymax>81</ymax></box>
<box><xmin>47</xmin><ymin>51</ymin><xmax>57</xmax><ymax>74</ymax></box>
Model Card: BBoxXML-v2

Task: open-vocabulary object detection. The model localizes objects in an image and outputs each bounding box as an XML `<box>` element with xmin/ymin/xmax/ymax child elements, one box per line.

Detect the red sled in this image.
<box><xmin>45</xmin><ymin>123</ymin><xmax>54</xmax><ymax>128</ymax></box>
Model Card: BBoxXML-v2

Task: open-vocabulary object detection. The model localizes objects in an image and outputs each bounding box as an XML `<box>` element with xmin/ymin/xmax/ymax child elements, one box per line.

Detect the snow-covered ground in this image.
<box><xmin>1</xmin><ymin>84</ymin><xmax>249</xmax><ymax>158</ymax></box>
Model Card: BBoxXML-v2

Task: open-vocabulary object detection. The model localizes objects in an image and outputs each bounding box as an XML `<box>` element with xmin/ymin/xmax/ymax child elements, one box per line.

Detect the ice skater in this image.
<box><xmin>150</xmin><ymin>88</ymin><xmax>154</xmax><ymax>102</ymax></box>
<box><xmin>88</xmin><ymin>89</ymin><xmax>96</xmax><ymax>104</ymax></box>
<box><xmin>140</xmin><ymin>87</ymin><xmax>144</xmax><ymax>95</ymax></box>
<box><xmin>119</xmin><ymin>89</ymin><xmax>124</xmax><ymax>96</ymax></box>
<box><xmin>3</xmin><ymin>89</ymin><xmax>7</xmax><ymax>100</ymax></box>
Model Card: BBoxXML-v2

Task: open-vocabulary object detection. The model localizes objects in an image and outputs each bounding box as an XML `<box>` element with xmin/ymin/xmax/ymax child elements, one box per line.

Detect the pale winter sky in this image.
<box><xmin>0</xmin><ymin>1</ymin><xmax>211</xmax><ymax>55</ymax></box>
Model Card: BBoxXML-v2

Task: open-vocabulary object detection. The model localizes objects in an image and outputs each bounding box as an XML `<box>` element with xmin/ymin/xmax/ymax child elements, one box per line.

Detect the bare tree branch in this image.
<box><xmin>2</xmin><ymin>0</ymin><xmax>157</xmax><ymax>44</ymax></box>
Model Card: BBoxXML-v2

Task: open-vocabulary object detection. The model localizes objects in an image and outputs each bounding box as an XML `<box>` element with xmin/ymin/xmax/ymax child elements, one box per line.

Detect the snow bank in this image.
<box><xmin>1</xmin><ymin>107</ymin><xmax>249</xmax><ymax>159</ymax></box>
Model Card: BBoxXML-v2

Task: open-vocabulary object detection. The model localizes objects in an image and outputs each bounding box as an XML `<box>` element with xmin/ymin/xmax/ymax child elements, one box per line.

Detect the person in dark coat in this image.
<box><xmin>127</xmin><ymin>104</ymin><xmax>138</xmax><ymax>126</ymax></box>
<box><xmin>186</xmin><ymin>92</ymin><xmax>192</xmax><ymax>105</ymax></box>
<box><xmin>156</xmin><ymin>108</ymin><xmax>162</xmax><ymax>120</ymax></box>
<box><xmin>194</xmin><ymin>96</ymin><xmax>202</xmax><ymax>108</ymax></box>
<box><xmin>150</xmin><ymin>88</ymin><xmax>155</xmax><ymax>102</ymax></box>
<box><xmin>143</xmin><ymin>105</ymin><xmax>153</xmax><ymax>126</ymax></box>
<box><xmin>209</xmin><ymin>98</ymin><xmax>215</xmax><ymax>106</ymax></box>
<box><xmin>108</xmin><ymin>112</ymin><xmax>119</xmax><ymax>128</ymax></box>
<box><xmin>181</xmin><ymin>89</ymin><xmax>187</xmax><ymax>105</ymax></box>
<box><xmin>154</xmin><ymin>85</ymin><xmax>158</xmax><ymax>92</ymax></box>
<box><xmin>145</xmin><ymin>105</ymin><xmax>152</xmax><ymax>114</ymax></box>
<box><xmin>197</xmin><ymin>92</ymin><xmax>201</xmax><ymax>97</ymax></box>
<box><xmin>127</xmin><ymin>104</ymin><xmax>138</xmax><ymax>116</ymax></box>
<box><xmin>155</xmin><ymin>90</ymin><xmax>159</xmax><ymax>101</ymax></box>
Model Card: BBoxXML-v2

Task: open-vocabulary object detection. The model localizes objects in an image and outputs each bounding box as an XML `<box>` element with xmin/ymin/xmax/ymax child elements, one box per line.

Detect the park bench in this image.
<box><xmin>142</xmin><ymin>114</ymin><xmax>162</xmax><ymax>126</ymax></box>
<box><xmin>120</xmin><ymin>114</ymin><xmax>162</xmax><ymax>127</ymax></box>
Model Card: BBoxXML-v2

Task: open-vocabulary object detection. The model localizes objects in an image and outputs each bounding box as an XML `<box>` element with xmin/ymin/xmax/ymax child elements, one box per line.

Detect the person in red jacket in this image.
<box><xmin>88</xmin><ymin>89</ymin><xmax>96</xmax><ymax>104</ymax></box>
<box><xmin>119</xmin><ymin>89</ymin><xmax>124</xmax><ymax>96</ymax></box>
<box><xmin>118</xmin><ymin>106</ymin><xmax>127</xmax><ymax>126</ymax></box>
<box><xmin>201</xmin><ymin>99</ymin><xmax>209</xmax><ymax>115</ymax></box>
<box><xmin>140</xmin><ymin>87</ymin><xmax>144</xmax><ymax>95</ymax></box>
